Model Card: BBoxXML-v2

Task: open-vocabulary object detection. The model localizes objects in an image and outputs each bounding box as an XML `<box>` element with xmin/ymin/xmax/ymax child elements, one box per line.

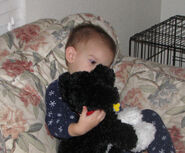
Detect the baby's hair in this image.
<box><xmin>65</xmin><ymin>23</ymin><xmax>116</xmax><ymax>56</ymax></box>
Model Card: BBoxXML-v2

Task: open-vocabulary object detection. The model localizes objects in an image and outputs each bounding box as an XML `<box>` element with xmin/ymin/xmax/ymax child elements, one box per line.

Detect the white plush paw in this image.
<box><xmin>117</xmin><ymin>107</ymin><xmax>156</xmax><ymax>152</ymax></box>
<box><xmin>131</xmin><ymin>122</ymin><xmax>156</xmax><ymax>152</ymax></box>
<box><xmin>117</xmin><ymin>107</ymin><xmax>143</xmax><ymax>125</ymax></box>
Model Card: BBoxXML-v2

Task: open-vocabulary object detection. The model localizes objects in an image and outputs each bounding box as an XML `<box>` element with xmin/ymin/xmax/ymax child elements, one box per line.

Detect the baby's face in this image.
<box><xmin>68</xmin><ymin>37</ymin><xmax>114</xmax><ymax>73</ymax></box>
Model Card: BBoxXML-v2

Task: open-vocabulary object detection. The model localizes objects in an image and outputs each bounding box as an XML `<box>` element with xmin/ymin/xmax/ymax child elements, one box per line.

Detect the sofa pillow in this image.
<box><xmin>113</xmin><ymin>57</ymin><xmax>185</xmax><ymax>152</ymax></box>
<box><xmin>0</xmin><ymin>18</ymin><xmax>62</xmax><ymax>153</ymax></box>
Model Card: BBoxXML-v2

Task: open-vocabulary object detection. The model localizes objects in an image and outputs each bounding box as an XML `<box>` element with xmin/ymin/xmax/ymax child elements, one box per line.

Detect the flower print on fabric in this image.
<box><xmin>19</xmin><ymin>84</ymin><xmax>41</xmax><ymax>107</ymax></box>
<box><xmin>168</xmin><ymin>126</ymin><xmax>185</xmax><ymax>153</ymax></box>
<box><xmin>0</xmin><ymin>107</ymin><xmax>27</xmax><ymax>139</ymax></box>
<box><xmin>13</xmin><ymin>24</ymin><xmax>41</xmax><ymax>44</ymax></box>
<box><xmin>121</xmin><ymin>88</ymin><xmax>145</xmax><ymax>109</ymax></box>
<box><xmin>13</xmin><ymin>24</ymin><xmax>48</xmax><ymax>51</ymax></box>
<box><xmin>148</xmin><ymin>80</ymin><xmax>177</xmax><ymax>107</ymax></box>
<box><xmin>2</xmin><ymin>59</ymin><xmax>34</xmax><ymax>77</ymax></box>
<box><xmin>115</xmin><ymin>62</ymin><xmax>133</xmax><ymax>84</ymax></box>
<box><xmin>0</xmin><ymin>49</ymin><xmax>9</xmax><ymax>60</ymax></box>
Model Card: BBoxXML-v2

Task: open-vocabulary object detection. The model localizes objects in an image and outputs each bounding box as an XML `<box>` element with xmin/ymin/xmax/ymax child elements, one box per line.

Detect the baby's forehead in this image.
<box><xmin>74</xmin><ymin>28</ymin><xmax>115</xmax><ymax>52</ymax></box>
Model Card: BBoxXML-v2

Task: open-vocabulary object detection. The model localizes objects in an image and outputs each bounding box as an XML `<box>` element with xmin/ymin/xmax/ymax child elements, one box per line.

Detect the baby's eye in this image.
<box><xmin>89</xmin><ymin>59</ymin><xmax>96</xmax><ymax>65</ymax></box>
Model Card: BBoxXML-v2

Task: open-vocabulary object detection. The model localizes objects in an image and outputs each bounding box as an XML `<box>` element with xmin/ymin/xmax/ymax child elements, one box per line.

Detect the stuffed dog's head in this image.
<box><xmin>58</xmin><ymin>64</ymin><xmax>119</xmax><ymax>114</ymax></box>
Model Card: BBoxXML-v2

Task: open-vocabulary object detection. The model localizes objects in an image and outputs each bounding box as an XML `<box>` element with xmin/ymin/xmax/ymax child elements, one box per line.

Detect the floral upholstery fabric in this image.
<box><xmin>113</xmin><ymin>57</ymin><xmax>185</xmax><ymax>153</ymax></box>
<box><xmin>0</xmin><ymin>13</ymin><xmax>119</xmax><ymax>153</ymax></box>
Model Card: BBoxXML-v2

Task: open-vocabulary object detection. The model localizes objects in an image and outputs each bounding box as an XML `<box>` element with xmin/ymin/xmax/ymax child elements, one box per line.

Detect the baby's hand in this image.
<box><xmin>68</xmin><ymin>106</ymin><xmax>106</xmax><ymax>136</ymax></box>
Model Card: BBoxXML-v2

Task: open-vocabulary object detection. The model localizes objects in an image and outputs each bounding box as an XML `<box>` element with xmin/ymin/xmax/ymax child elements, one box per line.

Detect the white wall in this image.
<box><xmin>0</xmin><ymin>0</ymin><xmax>26</xmax><ymax>35</ymax></box>
<box><xmin>161</xmin><ymin>0</ymin><xmax>185</xmax><ymax>21</ymax></box>
<box><xmin>25</xmin><ymin>0</ymin><xmax>161</xmax><ymax>56</ymax></box>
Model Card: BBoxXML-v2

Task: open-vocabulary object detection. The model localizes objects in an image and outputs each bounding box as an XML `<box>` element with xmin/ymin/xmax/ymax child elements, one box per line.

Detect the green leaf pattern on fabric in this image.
<box><xmin>21</xmin><ymin>133</ymin><xmax>46</xmax><ymax>152</ymax></box>
<box><xmin>181</xmin><ymin>117</ymin><xmax>185</xmax><ymax>128</ymax></box>
<box><xmin>166</xmin><ymin>106</ymin><xmax>185</xmax><ymax>115</ymax></box>
<box><xmin>50</xmin><ymin>60</ymin><xmax>57</xmax><ymax>79</ymax></box>
<box><xmin>16</xmin><ymin>135</ymin><xmax>29</xmax><ymax>152</ymax></box>
<box><xmin>2</xmin><ymin>32</ymin><xmax>14</xmax><ymax>49</ymax></box>
<box><xmin>28</xmin><ymin>123</ymin><xmax>43</xmax><ymax>133</ymax></box>
<box><xmin>139</xmin><ymin>85</ymin><xmax>157</xmax><ymax>93</ymax></box>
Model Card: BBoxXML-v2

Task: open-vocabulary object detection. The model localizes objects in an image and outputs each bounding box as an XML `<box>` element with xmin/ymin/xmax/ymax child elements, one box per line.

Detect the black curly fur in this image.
<box><xmin>58</xmin><ymin>64</ymin><xmax>137</xmax><ymax>153</ymax></box>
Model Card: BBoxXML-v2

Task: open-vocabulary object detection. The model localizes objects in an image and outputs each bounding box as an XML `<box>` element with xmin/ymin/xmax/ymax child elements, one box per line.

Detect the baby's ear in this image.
<box><xmin>65</xmin><ymin>46</ymin><xmax>77</xmax><ymax>63</ymax></box>
<box><xmin>58</xmin><ymin>72</ymin><xmax>71</xmax><ymax>101</ymax></box>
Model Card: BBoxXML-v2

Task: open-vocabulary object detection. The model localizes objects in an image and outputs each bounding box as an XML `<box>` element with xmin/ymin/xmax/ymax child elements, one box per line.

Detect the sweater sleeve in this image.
<box><xmin>45</xmin><ymin>79</ymin><xmax>78</xmax><ymax>139</ymax></box>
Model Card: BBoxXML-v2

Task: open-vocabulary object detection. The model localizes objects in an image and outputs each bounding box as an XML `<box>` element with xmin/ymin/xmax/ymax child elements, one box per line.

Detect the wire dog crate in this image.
<box><xmin>129</xmin><ymin>15</ymin><xmax>185</xmax><ymax>67</ymax></box>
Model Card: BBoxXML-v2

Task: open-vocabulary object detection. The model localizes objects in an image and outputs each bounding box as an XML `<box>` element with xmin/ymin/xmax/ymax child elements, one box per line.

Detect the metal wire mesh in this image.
<box><xmin>129</xmin><ymin>15</ymin><xmax>185</xmax><ymax>67</ymax></box>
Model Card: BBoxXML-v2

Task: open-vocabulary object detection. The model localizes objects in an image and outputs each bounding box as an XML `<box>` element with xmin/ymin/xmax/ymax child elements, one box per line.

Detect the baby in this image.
<box><xmin>45</xmin><ymin>23</ymin><xmax>116</xmax><ymax>138</ymax></box>
<box><xmin>45</xmin><ymin>23</ymin><xmax>176</xmax><ymax>153</ymax></box>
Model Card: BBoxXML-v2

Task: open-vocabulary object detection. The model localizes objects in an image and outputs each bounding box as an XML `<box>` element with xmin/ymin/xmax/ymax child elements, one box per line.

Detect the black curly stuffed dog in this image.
<box><xmin>57</xmin><ymin>64</ymin><xmax>155</xmax><ymax>153</ymax></box>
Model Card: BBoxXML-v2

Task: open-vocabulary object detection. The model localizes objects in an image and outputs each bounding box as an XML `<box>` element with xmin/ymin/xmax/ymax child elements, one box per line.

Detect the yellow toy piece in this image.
<box><xmin>113</xmin><ymin>103</ymin><xmax>120</xmax><ymax>112</ymax></box>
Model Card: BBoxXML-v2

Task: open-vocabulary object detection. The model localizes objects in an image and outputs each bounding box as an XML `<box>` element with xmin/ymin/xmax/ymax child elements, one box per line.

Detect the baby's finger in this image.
<box><xmin>81</xmin><ymin>106</ymin><xmax>88</xmax><ymax>116</ymax></box>
<box><xmin>97</xmin><ymin>111</ymin><xmax>106</xmax><ymax>121</ymax></box>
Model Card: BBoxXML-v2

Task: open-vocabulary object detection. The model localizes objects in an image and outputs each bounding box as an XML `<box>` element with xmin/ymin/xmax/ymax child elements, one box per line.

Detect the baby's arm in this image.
<box><xmin>45</xmin><ymin>80</ymin><xmax>105</xmax><ymax>138</ymax></box>
<box><xmin>45</xmin><ymin>80</ymin><xmax>78</xmax><ymax>139</ymax></box>
<box><xmin>68</xmin><ymin>106</ymin><xmax>106</xmax><ymax>136</ymax></box>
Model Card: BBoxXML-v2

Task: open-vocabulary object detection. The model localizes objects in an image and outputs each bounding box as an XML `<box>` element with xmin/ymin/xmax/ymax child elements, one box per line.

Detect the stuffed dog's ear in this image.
<box><xmin>91</xmin><ymin>64</ymin><xmax>115</xmax><ymax>87</ymax></box>
<box><xmin>58</xmin><ymin>72</ymin><xmax>71</xmax><ymax>102</ymax></box>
